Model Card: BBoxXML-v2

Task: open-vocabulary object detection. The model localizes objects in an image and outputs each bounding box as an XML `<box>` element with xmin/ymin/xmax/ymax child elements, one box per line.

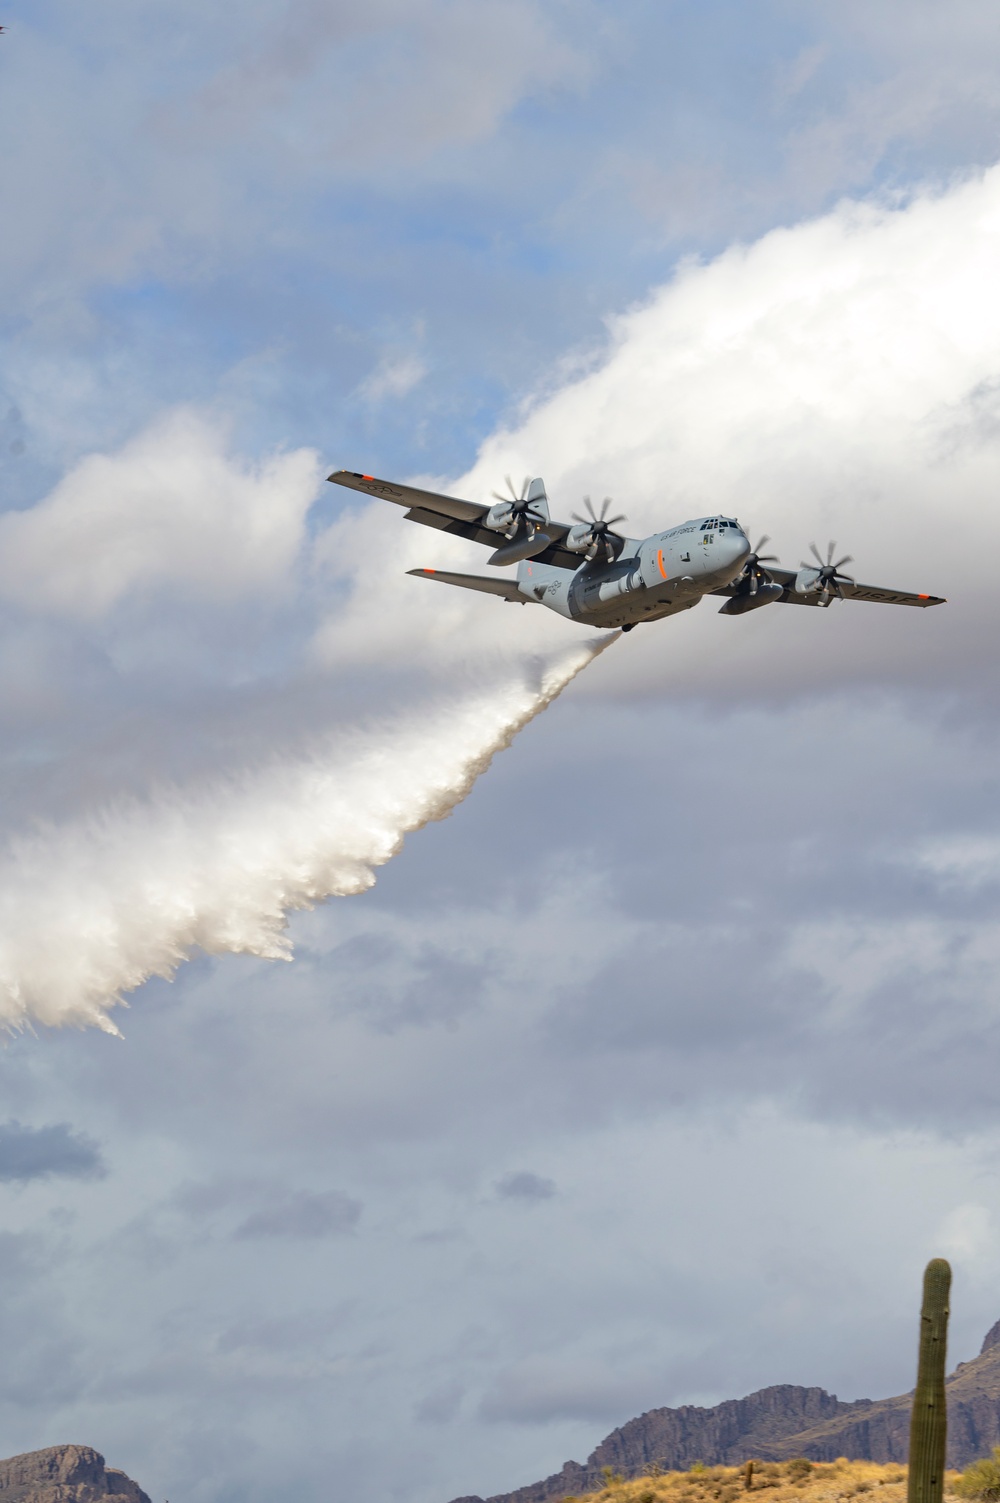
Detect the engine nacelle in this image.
<box><xmin>485</xmin><ymin>501</ymin><xmax>516</xmax><ymax>533</ymax></box>
<box><xmin>563</xmin><ymin>523</ymin><xmax>595</xmax><ymax>554</ymax></box>
<box><xmin>795</xmin><ymin>567</ymin><xmax>821</xmax><ymax>595</ymax></box>
<box><xmin>484</xmin><ymin>477</ymin><xmax>550</xmax><ymax>533</ymax></box>
<box><xmin>718</xmin><ymin>581</ymin><xmax>784</xmax><ymax>615</ymax></box>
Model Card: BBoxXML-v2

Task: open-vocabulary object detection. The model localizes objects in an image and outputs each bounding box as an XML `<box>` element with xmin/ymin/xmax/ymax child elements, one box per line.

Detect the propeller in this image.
<box><xmin>491</xmin><ymin>475</ymin><xmax>547</xmax><ymax>536</ymax></box>
<box><xmin>570</xmin><ymin>496</ymin><xmax>627</xmax><ymax>563</ymax></box>
<box><xmin>801</xmin><ymin>540</ymin><xmax>855</xmax><ymax>606</ymax></box>
<box><xmin>742</xmin><ymin>534</ymin><xmax>780</xmax><ymax>596</ymax></box>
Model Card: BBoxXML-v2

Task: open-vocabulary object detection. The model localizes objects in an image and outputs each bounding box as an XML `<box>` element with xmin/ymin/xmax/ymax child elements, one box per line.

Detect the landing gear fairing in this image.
<box><xmin>327</xmin><ymin>471</ymin><xmax>945</xmax><ymax>632</ymax></box>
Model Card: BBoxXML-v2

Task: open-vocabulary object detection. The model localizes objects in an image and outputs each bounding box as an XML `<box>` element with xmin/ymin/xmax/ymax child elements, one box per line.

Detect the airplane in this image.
<box><xmin>328</xmin><ymin>470</ymin><xmax>945</xmax><ymax>633</ymax></box>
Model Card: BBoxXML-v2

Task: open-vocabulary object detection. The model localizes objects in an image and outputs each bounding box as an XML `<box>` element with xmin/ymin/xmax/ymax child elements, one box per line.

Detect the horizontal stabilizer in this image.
<box><xmin>407</xmin><ymin>569</ymin><xmax>535</xmax><ymax>603</ymax></box>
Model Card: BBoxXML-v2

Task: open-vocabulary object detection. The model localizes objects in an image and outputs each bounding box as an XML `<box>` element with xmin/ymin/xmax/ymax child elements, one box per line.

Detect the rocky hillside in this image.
<box><xmin>0</xmin><ymin>1445</ymin><xmax>150</xmax><ymax>1503</ymax></box>
<box><xmin>449</xmin><ymin>1318</ymin><xmax>1000</xmax><ymax>1503</ymax></box>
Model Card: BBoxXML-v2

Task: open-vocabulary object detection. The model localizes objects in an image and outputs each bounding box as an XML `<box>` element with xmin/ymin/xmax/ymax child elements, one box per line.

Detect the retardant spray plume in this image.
<box><xmin>0</xmin><ymin>636</ymin><xmax>616</xmax><ymax>1034</ymax></box>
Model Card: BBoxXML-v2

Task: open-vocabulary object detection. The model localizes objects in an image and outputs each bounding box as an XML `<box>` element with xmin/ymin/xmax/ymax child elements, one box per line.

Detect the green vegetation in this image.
<box><xmin>954</xmin><ymin>1449</ymin><xmax>1000</xmax><ymax>1502</ymax></box>
<box><xmin>907</xmin><ymin>1259</ymin><xmax>952</xmax><ymax>1503</ymax></box>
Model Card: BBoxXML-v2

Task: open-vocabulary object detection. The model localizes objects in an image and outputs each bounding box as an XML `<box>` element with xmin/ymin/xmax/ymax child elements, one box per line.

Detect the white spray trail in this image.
<box><xmin>0</xmin><ymin>637</ymin><xmax>616</xmax><ymax>1034</ymax></box>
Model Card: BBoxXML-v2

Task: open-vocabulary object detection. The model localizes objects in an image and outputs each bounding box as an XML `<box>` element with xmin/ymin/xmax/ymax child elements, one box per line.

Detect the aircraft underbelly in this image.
<box><xmin>519</xmin><ymin>546</ymin><xmax>739</xmax><ymax>629</ymax></box>
<box><xmin>570</xmin><ymin>574</ymin><xmax>703</xmax><ymax>628</ymax></box>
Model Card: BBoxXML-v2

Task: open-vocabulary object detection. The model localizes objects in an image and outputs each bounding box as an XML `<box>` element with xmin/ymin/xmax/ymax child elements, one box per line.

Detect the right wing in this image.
<box><xmin>407</xmin><ymin>568</ymin><xmax>535</xmax><ymax>603</ymax></box>
<box><xmin>328</xmin><ymin>469</ymin><xmax>583</xmax><ymax>570</ymax></box>
<box><xmin>713</xmin><ymin>565</ymin><xmax>945</xmax><ymax>608</ymax></box>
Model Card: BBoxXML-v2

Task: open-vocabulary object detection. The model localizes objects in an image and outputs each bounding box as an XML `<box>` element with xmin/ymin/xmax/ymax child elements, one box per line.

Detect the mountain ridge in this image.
<box><xmin>0</xmin><ymin>1445</ymin><xmax>150</xmax><ymax>1503</ymax></box>
<box><xmin>449</xmin><ymin>1318</ymin><xmax>1000</xmax><ymax>1503</ymax></box>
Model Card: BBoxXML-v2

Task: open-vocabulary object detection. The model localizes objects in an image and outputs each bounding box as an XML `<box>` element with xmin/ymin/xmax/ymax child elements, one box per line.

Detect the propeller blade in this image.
<box><xmin>756</xmin><ymin>552</ymin><xmax>778</xmax><ymax>564</ymax></box>
<box><xmin>501</xmin><ymin>475</ymin><xmax>531</xmax><ymax>503</ymax></box>
<box><xmin>809</xmin><ymin>542</ymin><xmax>824</xmax><ymax>568</ymax></box>
<box><xmin>833</xmin><ymin>554</ymin><xmax>854</xmax><ymax>570</ymax></box>
<box><xmin>827</xmin><ymin>541</ymin><xmax>837</xmax><ymax>565</ymax></box>
<box><xmin>754</xmin><ymin>535</ymin><xmax>771</xmax><ymax>553</ymax></box>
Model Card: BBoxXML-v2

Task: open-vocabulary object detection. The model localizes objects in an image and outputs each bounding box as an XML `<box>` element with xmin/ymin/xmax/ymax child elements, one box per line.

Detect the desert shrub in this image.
<box><xmin>690</xmin><ymin>1464</ymin><xmax>706</xmax><ymax>1475</ymax></box>
<box><xmin>637</xmin><ymin>1491</ymin><xmax>656</xmax><ymax>1503</ymax></box>
<box><xmin>787</xmin><ymin>1460</ymin><xmax>814</xmax><ymax>1480</ymax></box>
<box><xmin>955</xmin><ymin>1450</ymin><xmax>1000</xmax><ymax>1502</ymax></box>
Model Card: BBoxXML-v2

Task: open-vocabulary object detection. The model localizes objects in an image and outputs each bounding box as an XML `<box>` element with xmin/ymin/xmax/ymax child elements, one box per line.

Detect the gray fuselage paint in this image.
<box><xmin>516</xmin><ymin>518</ymin><xmax>750</xmax><ymax>629</ymax></box>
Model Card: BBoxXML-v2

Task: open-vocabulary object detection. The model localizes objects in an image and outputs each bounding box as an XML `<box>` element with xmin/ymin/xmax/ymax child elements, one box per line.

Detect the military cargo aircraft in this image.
<box><xmin>328</xmin><ymin>470</ymin><xmax>944</xmax><ymax>632</ymax></box>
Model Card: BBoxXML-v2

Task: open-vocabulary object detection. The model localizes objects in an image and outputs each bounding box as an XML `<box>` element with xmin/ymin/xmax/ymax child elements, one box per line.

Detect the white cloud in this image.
<box><xmin>358</xmin><ymin>353</ymin><xmax>428</xmax><ymax>404</ymax></box>
<box><xmin>313</xmin><ymin>164</ymin><xmax>1000</xmax><ymax>697</ymax></box>
<box><xmin>938</xmin><ymin>1203</ymin><xmax>994</xmax><ymax>1266</ymax></box>
<box><xmin>913</xmin><ymin>835</ymin><xmax>1000</xmax><ymax>889</ymax></box>
<box><xmin>0</xmin><ymin>410</ymin><xmax>320</xmax><ymax>619</ymax></box>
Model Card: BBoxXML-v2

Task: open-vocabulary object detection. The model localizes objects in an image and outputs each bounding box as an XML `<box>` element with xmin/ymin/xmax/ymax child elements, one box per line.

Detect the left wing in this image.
<box><xmin>407</xmin><ymin>568</ymin><xmax>534</xmax><ymax>602</ymax></box>
<box><xmin>327</xmin><ymin>469</ymin><xmax>583</xmax><ymax>570</ymax></box>
<box><xmin>713</xmin><ymin>566</ymin><xmax>945</xmax><ymax>608</ymax></box>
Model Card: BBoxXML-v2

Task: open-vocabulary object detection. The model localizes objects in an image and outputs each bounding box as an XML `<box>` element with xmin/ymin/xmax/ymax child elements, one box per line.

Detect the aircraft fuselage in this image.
<box><xmin>517</xmin><ymin>516</ymin><xmax>750</xmax><ymax>629</ymax></box>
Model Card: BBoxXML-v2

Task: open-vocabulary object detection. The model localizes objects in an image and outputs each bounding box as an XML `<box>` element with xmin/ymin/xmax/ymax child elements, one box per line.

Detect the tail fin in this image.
<box><xmin>525</xmin><ymin>477</ymin><xmax>549</xmax><ymax>522</ymax></box>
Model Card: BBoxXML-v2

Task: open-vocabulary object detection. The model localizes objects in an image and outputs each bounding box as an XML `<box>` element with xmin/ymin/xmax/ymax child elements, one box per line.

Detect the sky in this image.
<box><xmin>4</xmin><ymin>4</ymin><xmax>1000</xmax><ymax>1503</ymax></box>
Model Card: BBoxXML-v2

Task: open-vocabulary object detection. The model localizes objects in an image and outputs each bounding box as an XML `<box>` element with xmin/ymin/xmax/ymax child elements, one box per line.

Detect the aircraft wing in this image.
<box><xmin>407</xmin><ymin>568</ymin><xmax>535</xmax><ymax>602</ymax></box>
<box><xmin>712</xmin><ymin>566</ymin><xmax>945</xmax><ymax>608</ymax></box>
<box><xmin>327</xmin><ymin>469</ymin><xmax>583</xmax><ymax>569</ymax></box>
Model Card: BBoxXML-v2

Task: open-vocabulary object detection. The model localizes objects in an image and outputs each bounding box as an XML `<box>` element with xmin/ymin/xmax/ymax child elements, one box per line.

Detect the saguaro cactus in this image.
<box><xmin>908</xmin><ymin>1257</ymin><xmax>952</xmax><ymax>1503</ymax></box>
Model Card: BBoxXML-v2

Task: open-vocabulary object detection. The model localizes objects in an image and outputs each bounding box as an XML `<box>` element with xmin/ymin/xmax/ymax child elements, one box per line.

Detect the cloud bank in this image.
<box><xmin>312</xmin><ymin>165</ymin><xmax>1000</xmax><ymax>701</ymax></box>
<box><xmin>0</xmin><ymin>1121</ymin><xmax>104</xmax><ymax>1183</ymax></box>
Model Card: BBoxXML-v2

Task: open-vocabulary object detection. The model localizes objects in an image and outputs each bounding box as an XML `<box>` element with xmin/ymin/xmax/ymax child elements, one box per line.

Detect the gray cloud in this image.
<box><xmin>0</xmin><ymin>1120</ymin><xmax>104</xmax><ymax>1183</ymax></box>
<box><xmin>234</xmin><ymin>1190</ymin><xmax>362</xmax><ymax>1241</ymax></box>
<box><xmin>479</xmin><ymin>1357</ymin><xmax>658</xmax><ymax>1426</ymax></box>
<box><xmin>496</xmin><ymin>1172</ymin><xmax>557</xmax><ymax>1203</ymax></box>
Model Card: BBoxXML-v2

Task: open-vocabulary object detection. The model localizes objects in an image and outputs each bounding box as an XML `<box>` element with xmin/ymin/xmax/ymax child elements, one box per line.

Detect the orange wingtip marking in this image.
<box><xmin>424</xmin><ymin>568</ymin><xmax>435</xmax><ymax>573</ymax></box>
<box><xmin>362</xmin><ymin>473</ymin><xmax>375</xmax><ymax>480</ymax></box>
<box><xmin>918</xmin><ymin>593</ymin><xmax>929</xmax><ymax>599</ymax></box>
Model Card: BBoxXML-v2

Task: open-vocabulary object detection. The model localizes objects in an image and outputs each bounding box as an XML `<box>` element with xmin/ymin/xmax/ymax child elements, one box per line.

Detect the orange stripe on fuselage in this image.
<box><xmin>656</xmin><ymin>549</ymin><xmax>667</xmax><ymax>579</ymax></box>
